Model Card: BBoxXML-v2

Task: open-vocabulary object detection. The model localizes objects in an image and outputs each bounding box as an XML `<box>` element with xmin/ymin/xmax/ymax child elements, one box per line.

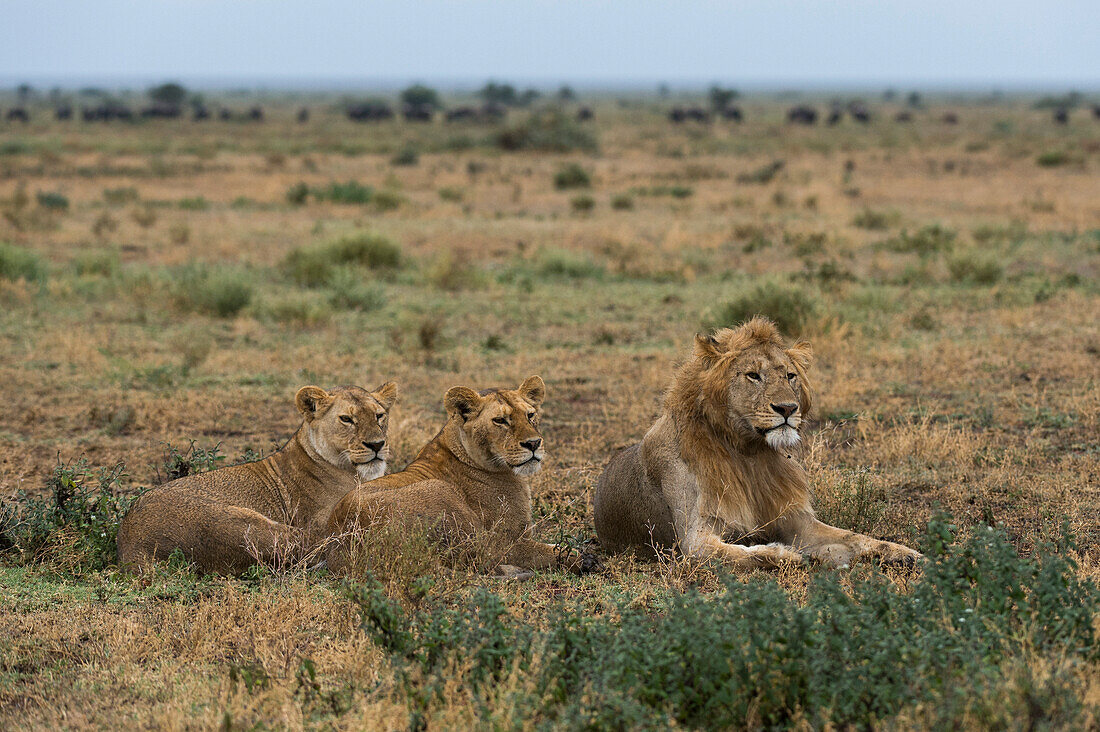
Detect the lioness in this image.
<box><xmin>117</xmin><ymin>382</ymin><xmax>397</xmax><ymax>574</ymax></box>
<box><xmin>594</xmin><ymin>317</ymin><xmax>921</xmax><ymax>569</ymax></box>
<box><xmin>322</xmin><ymin>376</ymin><xmax>592</xmax><ymax>577</ymax></box>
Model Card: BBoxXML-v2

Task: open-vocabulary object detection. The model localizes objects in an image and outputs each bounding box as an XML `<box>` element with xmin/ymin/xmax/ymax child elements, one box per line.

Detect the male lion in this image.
<box><xmin>322</xmin><ymin>376</ymin><xmax>593</xmax><ymax>577</ymax></box>
<box><xmin>594</xmin><ymin>318</ymin><xmax>921</xmax><ymax>569</ymax></box>
<box><xmin>117</xmin><ymin>382</ymin><xmax>397</xmax><ymax>574</ymax></box>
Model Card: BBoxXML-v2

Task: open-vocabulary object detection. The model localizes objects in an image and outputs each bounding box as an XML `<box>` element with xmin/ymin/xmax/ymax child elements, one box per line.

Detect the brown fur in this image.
<box><xmin>321</xmin><ymin>376</ymin><xmax>588</xmax><ymax>577</ymax></box>
<box><xmin>594</xmin><ymin>317</ymin><xmax>922</xmax><ymax>568</ymax></box>
<box><xmin>117</xmin><ymin>382</ymin><xmax>397</xmax><ymax>574</ymax></box>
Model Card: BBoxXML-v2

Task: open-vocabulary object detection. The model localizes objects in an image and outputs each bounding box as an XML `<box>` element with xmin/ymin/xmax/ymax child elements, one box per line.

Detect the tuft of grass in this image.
<box><xmin>611</xmin><ymin>193</ymin><xmax>635</xmax><ymax>210</ymax></box>
<box><xmin>0</xmin><ymin>242</ymin><xmax>46</xmax><ymax>283</ymax></box>
<box><xmin>327</xmin><ymin>268</ymin><xmax>386</xmax><ymax>312</ymax></box>
<box><xmin>884</xmin><ymin>224</ymin><xmax>957</xmax><ymax>257</ymax></box>
<box><xmin>259</xmin><ymin>293</ymin><xmax>332</xmax><ymax>327</ymax></box>
<box><xmin>535</xmin><ymin>248</ymin><xmax>606</xmax><ymax>280</ymax></box>
<box><xmin>495</xmin><ymin>110</ymin><xmax>598</xmax><ymax>153</ymax></box>
<box><xmin>553</xmin><ymin>163</ymin><xmax>592</xmax><ymax>190</ymax></box>
<box><xmin>282</xmin><ymin>233</ymin><xmax>403</xmax><ymax>287</ymax></box>
<box><xmin>35</xmin><ymin>191</ymin><xmax>69</xmax><ymax>211</ymax></box>
<box><xmin>1036</xmin><ymin>150</ymin><xmax>1070</xmax><ymax>167</ymax></box>
<box><xmin>438</xmin><ymin>186</ymin><xmax>465</xmax><ymax>203</ymax></box>
<box><xmin>315</xmin><ymin>180</ymin><xmax>375</xmax><ymax>205</ymax></box>
<box><xmin>172</xmin><ymin>264</ymin><xmax>254</xmax><ymax>317</ymax></box>
<box><xmin>852</xmin><ymin>208</ymin><xmax>896</xmax><ymax>230</ymax></box>
<box><xmin>704</xmin><ymin>280</ymin><xmax>819</xmax><ymax>335</ymax></box>
<box><xmin>570</xmin><ymin>194</ymin><xmax>596</xmax><ymax>213</ymax></box>
<box><xmin>177</xmin><ymin>196</ymin><xmax>209</xmax><ymax>211</ymax></box>
<box><xmin>390</xmin><ymin>146</ymin><xmax>419</xmax><ymax>166</ymax></box>
<box><xmin>371</xmin><ymin>189</ymin><xmax>403</xmax><ymax>212</ymax></box>
<box><xmin>425</xmin><ymin>251</ymin><xmax>484</xmax><ymax>291</ymax></box>
<box><xmin>103</xmin><ymin>186</ymin><xmax>139</xmax><ymax>206</ymax></box>
<box><xmin>736</xmin><ymin>159</ymin><xmax>784</xmax><ymax>184</ymax></box>
<box><xmin>948</xmin><ymin>251</ymin><xmax>1004</xmax><ymax>285</ymax></box>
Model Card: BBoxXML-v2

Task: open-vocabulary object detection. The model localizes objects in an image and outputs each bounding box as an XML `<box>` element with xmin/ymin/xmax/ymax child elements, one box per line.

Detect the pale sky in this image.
<box><xmin>1</xmin><ymin>1</ymin><xmax>1097</xmax><ymax>90</ymax></box>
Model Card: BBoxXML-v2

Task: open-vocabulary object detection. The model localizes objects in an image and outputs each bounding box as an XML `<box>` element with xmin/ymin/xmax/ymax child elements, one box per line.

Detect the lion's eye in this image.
<box><xmin>787</xmin><ymin>373</ymin><xmax>797</xmax><ymax>381</ymax></box>
<box><xmin>527</xmin><ymin>412</ymin><xmax>536</xmax><ymax>421</ymax></box>
<box><xmin>377</xmin><ymin>412</ymin><xmax>386</xmax><ymax>423</ymax></box>
<box><xmin>745</xmin><ymin>372</ymin><xmax>762</xmax><ymax>382</ymax></box>
<box><xmin>339</xmin><ymin>415</ymin><xmax>354</xmax><ymax>425</ymax></box>
<box><xmin>492</xmin><ymin>416</ymin><xmax>509</xmax><ymax>426</ymax></box>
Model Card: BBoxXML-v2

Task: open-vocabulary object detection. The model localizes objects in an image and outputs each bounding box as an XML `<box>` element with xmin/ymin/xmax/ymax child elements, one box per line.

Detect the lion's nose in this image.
<box><xmin>521</xmin><ymin>438</ymin><xmax>542</xmax><ymax>452</ymax></box>
<box><xmin>771</xmin><ymin>402</ymin><xmax>798</xmax><ymax>419</ymax></box>
<box><xmin>363</xmin><ymin>440</ymin><xmax>385</xmax><ymax>453</ymax></box>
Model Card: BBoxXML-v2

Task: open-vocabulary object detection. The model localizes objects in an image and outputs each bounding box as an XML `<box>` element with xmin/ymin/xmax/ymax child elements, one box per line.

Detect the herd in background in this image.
<box><xmin>2</xmin><ymin>100</ymin><xmax>1099</xmax><ymax>126</ymax></box>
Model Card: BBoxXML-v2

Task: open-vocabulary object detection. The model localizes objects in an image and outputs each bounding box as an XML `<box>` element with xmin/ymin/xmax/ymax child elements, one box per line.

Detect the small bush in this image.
<box><xmin>261</xmin><ymin>293</ymin><xmax>332</xmax><ymax>327</ymax></box>
<box><xmin>704</xmin><ymin>281</ymin><xmax>819</xmax><ymax>335</ymax></box>
<box><xmin>553</xmin><ymin>163</ymin><xmax>591</xmax><ymax>190</ymax></box>
<box><xmin>425</xmin><ymin>251</ymin><xmax>483</xmax><ymax>291</ymax></box>
<box><xmin>948</xmin><ymin>252</ymin><xmax>1004</xmax><ymax>284</ymax></box>
<box><xmin>852</xmin><ymin>208</ymin><xmax>895</xmax><ymax>230</ymax></box>
<box><xmin>131</xmin><ymin>205</ymin><xmax>157</xmax><ymax>228</ymax></box>
<box><xmin>283</xmin><ymin>233</ymin><xmax>403</xmax><ymax>287</ymax></box>
<box><xmin>390</xmin><ymin>147</ymin><xmax>419</xmax><ymax>166</ymax></box>
<box><xmin>438</xmin><ymin>186</ymin><xmax>465</xmax><ymax>203</ymax></box>
<box><xmin>1036</xmin><ymin>150</ymin><xmax>1070</xmax><ymax>167</ymax></box>
<box><xmin>535</xmin><ymin>248</ymin><xmax>605</xmax><ymax>280</ymax></box>
<box><xmin>884</xmin><ymin>224</ymin><xmax>956</xmax><ymax>257</ymax></box>
<box><xmin>73</xmin><ymin>249</ymin><xmax>119</xmax><ymax>278</ymax></box>
<box><xmin>285</xmin><ymin>182</ymin><xmax>310</xmax><ymax>206</ymax></box>
<box><xmin>736</xmin><ymin>160</ymin><xmax>784</xmax><ymax>184</ymax></box>
<box><xmin>177</xmin><ymin>196</ymin><xmax>209</xmax><ymax>211</ymax></box>
<box><xmin>173</xmin><ymin>264</ymin><xmax>254</xmax><ymax>317</ymax></box>
<box><xmin>372</xmin><ymin>189</ymin><xmax>403</xmax><ymax>212</ymax></box>
<box><xmin>0</xmin><ymin>458</ymin><xmax>133</xmax><ymax>573</ymax></box>
<box><xmin>103</xmin><ymin>186</ymin><xmax>139</xmax><ymax>206</ymax></box>
<box><xmin>317</xmin><ymin>180</ymin><xmax>374</xmax><ymax>205</ymax></box>
<box><xmin>36</xmin><ymin>191</ymin><xmax>69</xmax><ymax>211</ymax></box>
<box><xmin>570</xmin><ymin>194</ymin><xmax>596</xmax><ymax>213</ymax></box>
<box><xmin>611</xmin><ymin>193</ymin><xmax>634</xmax><ymax>210</ymax></box>
<box><xmin>0</xmin><ymin>242</ymin><xmax>46</xmax><ymax>283</ymax></box>
<box><xmin>495</xmin><ymin>110</ymin><xmax>598</xmax><ymax>153</ymax></box>
<box><xmin>327</xmin><ymin>268</ymin><xmax>385</xmax><ymax>312</ymax></box>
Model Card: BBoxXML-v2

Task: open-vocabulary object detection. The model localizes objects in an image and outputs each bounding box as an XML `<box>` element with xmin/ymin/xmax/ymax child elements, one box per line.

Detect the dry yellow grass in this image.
<box><xmin>1</xmin><ymin>97</ymin><xmax>1097</xmax><ymax>728</ymax></box>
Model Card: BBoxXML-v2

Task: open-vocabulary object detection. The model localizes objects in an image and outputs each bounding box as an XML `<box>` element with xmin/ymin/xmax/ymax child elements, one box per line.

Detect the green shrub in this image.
<box><xmin>425</xmin><ymin>251</ymin><xmax>484</xmax><ymax>291</ymax></box>
<box><xmin>0</xmin><ymin>458</ymin><xmax>133</xmax><ymax>572</ymax></box>
<box><xmin>103</xmin><ymin>186</ymin><xmax>139</xmax><ymax>206</ymax></box>
<box><xmin>553</xmin><ymin>163</ymin><xmax>591</xmax><ymax>190</ymax></box>
<box><xmin>438</xmin><ymin>186</ymin><xmax>465</xmax><ymax>203</ymax></box>
<box><xmin>390</xmin><ymin>147</ymin><xmax>419</xmax><ymax>166</ymax></box>
<box><xmin>570</xmin><ymin>194</ymin><xmax>596</xmax><ymax>213</ymax></box>
<box><xmin>852</xmin><ymin>208</ymin><xmax>895</xmax><ymax>230</ymax></box>
<box><xmin>611</xmin><ymin>193</ymin><xmax>634</xmax><ymax>210</ymax></box>
<box><xmin>948</xmin><ymin>252</ymin><xmax>1004</xmax><ymax>284</ymax></box>
<box><xmin>315</xmin><ymin>180</ymin><xmax>374</xmax><ymax>205</ymax></box>
<box><xmin>35</xmin><ymin>191</ymin><xmax>69</xmax><ymax>211</ymax></box>
<box><xmin>371</xmin><ymin>189</ymin><xmax>403</xmax><ymax>212</ymax></box>
<box><xmin>884</xmin><ymin>224</ymin><xmax>957</xmax><ymax>257</ymax></box>
<box><xmin>328</xmin><ymin>268</ymin><xmax>385</xmax><ymax>311</ymax></box>
<box><xmin>173</xmin><ymin>264</ymin><xmax>254</xmax><ymax>317</ymax></box>
<box><xmin>285</xmin><ymin>182</ymin><xmax>310</xmax><ymax>206</ymax></box>
<box><xmin>177</xmin><ymin>196</ymin><xmax>209</xmax><ymax>211</ymax></box>
<box><xmin>347</xmin><ymin>517</ymin><xmax>1098</xmax><ymax>730</ymax></box>
<box><xmin>704</xmin><ymin>281</ymin><xmax>819</xmax><ymax>335</ymax></box>
<box><xmin>495</xmin><ymin>110</ymin><xmax>598</xmax><ymax>153</ymax></box>
<box><xmin>73</xmin><ymin>249</ymin><xmax>120</xmax><ymax>278</ymax></box>
<box><xmin>535</xmin><ymin>248</ymin><xmax>605</xmax><ymax>280</ymax></box>
<box><xmin>282</xmin><ymin>233</ymin><xmax>402</xmax><ymax>287</ymax></box>
<box><xmin>1036</xmin><ymin>150</ymin><xmax>1070</xmax><ymax>167</ymax></box>
<box><xmin>0</xmin><ymin>242</ymin><xmax>46</xmax><ymax>283</ymax></box>
<box><xmin>260</xmin><ymin>293</ymin><xmax>331</xmax><ymax>327</ymax></box>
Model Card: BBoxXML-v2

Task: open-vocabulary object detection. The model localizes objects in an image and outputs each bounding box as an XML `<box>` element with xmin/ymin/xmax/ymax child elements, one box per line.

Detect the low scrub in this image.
<box><xmin>883</xmin><ymin>224</ymin><xmax>957</xmax><ymax>257</ymax></box>
<box><xmin>948</xmin><ymin>251</ymin><xmax>1004</xmax><ymax>284</ymax></box>
<box><xmin>553</xmin><ymin>163</ymin><xmax>592</xmax><ymax>190</ymax></box>
<box><xmin>495</xmin><ymin>110</ymin><xmax>598</xmax><ymax>153</ymax></box>
<box><xmin>282</xmin><ymin>233</ymin><xmax>403</xmax><ymax>287</ymax></box>
<box><xmin>349</xmin><ymin>518</ymin><xmax>1098</xmax><ymax>729</ymax></box>
<box><xmin>704</xmin><ymin>281</ymin><xmax>819</xmax><ymax>335</ymax></box>
<box><xmin>534</xmin><ymin>248</ymin><xmax>606</xmax><ymax>280</ymax></box>
<box><xmin>0</xmin><ymin>242</ymin><xmax>46</xmax><ymax>283</ymax></box>
<box><xmin>173</xmin><ymin>264</ymin><xmax>254</xmax><ymax>317</ymax></box>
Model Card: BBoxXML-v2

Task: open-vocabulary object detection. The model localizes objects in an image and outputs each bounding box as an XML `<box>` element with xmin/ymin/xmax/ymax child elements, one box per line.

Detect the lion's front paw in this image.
<box><xmin>878</xmin><ymin>544</ymin><xmax>925</xmax><ymax>569</ymax></box>
<box><xmin>493</xmin><ymin>564</ymin><xmax>535</xmax><ymax>581</ymax></box>
<box><xmin>560</xmin><ymin>551</ymin><xmax>604</xmax><ymax>575</ymax></box>
<box><xmin>749</xmin><ymin>542</ymin><xmax>803</xmax><ymax>568</ymax></box>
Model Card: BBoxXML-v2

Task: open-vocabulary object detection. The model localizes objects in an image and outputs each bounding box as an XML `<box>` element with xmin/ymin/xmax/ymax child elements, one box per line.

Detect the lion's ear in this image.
<box><xmin>786</xmin><ymin>340</ymin><xmax>813</xmax><ymax>370</ymax></box>
<box><xmin>295</xmin><ymin>386</ymin><xmax>333</xmax><ymax>422</ymax></box>
<box><xmin>694</xmin><ymin>332</ymin><xmax>723</xmax><ymax>361</ymax></box>
<box><xmin>372</xmin><ymin>381</ymin><xmax>398</xmax><ymax>411</ymax></box>
<box><xmin>517</xmin><ymin>375</ymin><xmax>545</xmax><ymax>407</ymax></box>
<box><xmin>444</xmin><ymin>386</ymin><xmax>482</xmax><ymax>422</ymax></box>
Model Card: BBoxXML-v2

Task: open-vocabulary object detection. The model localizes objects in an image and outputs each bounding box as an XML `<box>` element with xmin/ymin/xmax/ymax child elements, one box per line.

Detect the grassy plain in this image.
<box><xmin>1</xmin><ymin>96</ymin><xmax>1098</xmax><ymax>729</ymax></box>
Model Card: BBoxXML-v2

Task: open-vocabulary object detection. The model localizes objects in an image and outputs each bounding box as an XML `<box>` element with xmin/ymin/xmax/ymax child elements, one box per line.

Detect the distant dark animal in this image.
<box><xmin>668</xmin><ymin>106</ymin><xmax>710</xmax><ymax>123</ymax></box>
<box><xmin>787</xmin><ymin>105</ymin><xmax>817</xmax><ymax>125</ymax></box>
<box><xmin>192</xmin><ymin>105</ymin><xmax>210</xmax><ymax>121</ymax></box>
<box><xmin>445</xmin><ymin>106</ymin><xmax>478</xmax><ymax>122</ymax></box>
<box><xmin>848</xmin><ymin>102</ymin><xmax>871</xmax><ymax>123</ymax></box>
<box><xmin>402</xmin><ymin>103</ymin><xmax>434</xmax><ymax>122</ymax></box>
<box><xmin>720</xmin><ymin>105</ymin><xmax>742</xmax><ymax>122</ymax></box>
<box><xmin>219</xmin><ymin>108</ymin><xmax>232</xmax><ymax>121</ymax></box>
<box><xmin>941</xmin><ymin>112</ymin><xmax>959</xmax><ymax>125</ymax></box>
<box><xmin>141</xmin><ymin>103</ymin><xmax>182</xmax><ymax>120</ymax></box>
<box><xmin>346</xmin><ymin>102</ymin><xmax>394</xmax><ymax>122</ymax></box>
<box><xmin>894</xmin><ymin>111</ymin><xmax>913</xmax><ymax>122</ymax></box>
<box><xmin>55</xmin><ymin>105</ymin><xmax>73</xmax><ymax>121</ymax></box>
<box><xmin>826</xmin><ymin>107</ymin><xmax>842</xmax><ymax>125</ymax></box>
<box><xmin>1053</xmin><ymin>108</ymin><xmax>1068</xmax><ymax>125</ymax></box>
<box><xmin>247</xmin><ymin>106</ymin><xmax>264</xmax><ymax>122</ymax></box>
<box><xmin>297</xmin><ymin>107</ymin><xmax>309</xmax><ymax>123</ymax></box>
<box><xmin>1093</xmin><ymin>105</ymin><xmax>1100</xmax><ymax>120</ymax></box>
<box><xmin>5</xmin><ymin>107</ymin><xmax>30</xmax><ymax>123</ymax></box>
<box><xmin>577</xmin><ymin>106</ymin><xmax>595</xmax><ymax>122</ymax></box>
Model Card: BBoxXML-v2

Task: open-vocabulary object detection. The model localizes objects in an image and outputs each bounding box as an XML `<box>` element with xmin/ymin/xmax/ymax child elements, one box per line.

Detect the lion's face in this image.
<box><xmin>295</xmin><ymin>382</ymin><xmax>399</xmax><ymax>480</ymax></box>
<box><xmin>692</xmin><ymin>320</ymin><xmax>813</xmax><ymax>452</ymax></box>
<box><xmin>725</xmin><ymin>343</ymin><xmax>808</xmax><ymax>450</ymax></box>
<box><xmin>444</xmin><ymin>376</ymin><xmax>546</xmax><ymax>476</ymax></box>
